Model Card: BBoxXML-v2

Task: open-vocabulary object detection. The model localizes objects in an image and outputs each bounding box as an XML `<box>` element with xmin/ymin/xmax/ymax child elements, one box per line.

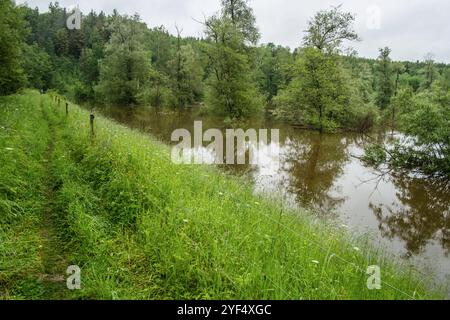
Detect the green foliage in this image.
<box><xmin>363</xmin><ymin>144</ymin><xmax>387</xmax><ymax>165</ymax></box>
<box><xmin>273</xmin><ymin>6</ymin><xmax>378</xmax><ymax>132</ymax></box>
<box><xmin>274</xmin><ymin>48</ymin><xmax>351</xmax><ymax>132</ymax></box>
<box><xmin>137</xmin><ymin>69</ymin><xmax>175</xmax><ymax>107</ymax></box>
<box><xmin>0</xmin><ymin>0</ymin><xmax>27</xmax><ymax>95</ymax></box>
<box><xmin>376</xmin><ymin>47</ymin><xmax>394</xmax><ymax>109</ymax></box>
<box><xmin>1</xmin><ymin>1</ymin><xmax>449</xmax><ymax>179</ymax></box>
<box><xmin>221</xmin><ymin>0</ymin><xmax>260</xmax><ymax>44</ymax></box>
<box><xmin>170</xmin><ymin>43</ymin><xmax>204</xmax><ymax>107</ymax></box>
<box><xmin>302</xmin><ymin>5</ymin><xmax>360</xmax><ymax>53</ymax></box>
<box><xmin>9</xmin><ymin>1</ymin><xmax>445</xmax><ymax>137</ymax></box>
<box><xmin>54</xmin><ymin>28</ymin><xmax>69</xmax><ymax>56</ymax></box>
<box><xmin>95</xmin><ymin>15</ymin><xmax>152</xmax><ymax>105</ymax></box>
<box><xmin>431</xmin><ymin>68</ymin><xmax>450</xmax><ymax>108</ymax></box>
<box><xmin>387</xmin><ymin>87</ymin><xmax>413</xmax><ymax>127</ymax></box>
<box><xmin>204</xmin><ymin>17</ymin><xmax>264</xmax><ymax>118</ymax></box>
<box><xmin>340</xmin><ymin>59</ymin><xmax>379</xmax><ymax>131</ymax></box>
<box><xmin>422</xmin><ymin>53</ymin><xmax>438</xmax><ymax>90</ymax></box>
<box><xmin>22</xmin><ymin>44</ymin><xmax>52</xmax><ymax>91</ymax></box>
<box><xmin>365</xmin><ymin>88</ymin><xmax>450</xmax><ymax>178</ymax></box>
<box><xmin>145</xmin><ymin>26</ymin><xmax>174</xmax><ymax>74</ymax></box>
<box><xmin>255</xmin><ymin>43</ymin><xmax>293</xmax><ymax>102</ymax></box>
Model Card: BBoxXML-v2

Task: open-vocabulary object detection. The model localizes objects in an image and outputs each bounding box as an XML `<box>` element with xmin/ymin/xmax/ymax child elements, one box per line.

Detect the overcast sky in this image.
<box><xmin>17</xmin><ymin>0</ymin><xmax>450</xmax><ymax>62</ymax></box>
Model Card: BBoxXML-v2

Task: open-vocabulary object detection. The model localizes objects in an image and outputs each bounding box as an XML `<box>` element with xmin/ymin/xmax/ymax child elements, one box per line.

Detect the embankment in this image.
<box><xmin>0</xmin><ymin>91</ymin><xmax>443</xmax><ymax>299</ymax></box>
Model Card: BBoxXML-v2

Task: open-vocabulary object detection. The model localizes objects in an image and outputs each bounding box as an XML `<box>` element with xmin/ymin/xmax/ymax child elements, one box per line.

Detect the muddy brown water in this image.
<box><xmin>93</xmin><ymin>104</ymin><xmax>450</xmax><ymax>293</ymax></box>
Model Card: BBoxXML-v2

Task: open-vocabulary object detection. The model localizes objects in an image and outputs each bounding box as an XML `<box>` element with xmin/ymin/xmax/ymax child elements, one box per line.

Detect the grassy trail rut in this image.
<box><xmin>37</xmin><ymin>102</ymin><xmax>69</xmax><ymax>299</ymax></box>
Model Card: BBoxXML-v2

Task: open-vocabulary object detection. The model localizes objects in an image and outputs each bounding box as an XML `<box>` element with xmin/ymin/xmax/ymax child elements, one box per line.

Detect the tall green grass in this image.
<box><xmin>0</xmin><ymin>92</ymin><xmax>50</xmax><ymax>298</ymax></box>
<box><xmin>0</xmin><ymin>91</ymin><xmax>445</xmax><ymax>299</ymax></box>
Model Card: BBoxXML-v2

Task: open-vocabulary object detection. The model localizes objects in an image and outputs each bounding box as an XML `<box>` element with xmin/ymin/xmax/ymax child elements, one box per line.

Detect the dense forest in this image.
<box><xmin>0</xmin><ymin>0</ymin><xmax>449</xmax><ymax>178</ymax></box>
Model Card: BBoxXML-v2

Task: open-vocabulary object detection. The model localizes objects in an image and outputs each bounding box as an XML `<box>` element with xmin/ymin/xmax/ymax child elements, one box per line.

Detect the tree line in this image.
<box><xmin>1</xmin><ymin>0</ymin><xmax>448</xmax><ymax>177</ymax></box>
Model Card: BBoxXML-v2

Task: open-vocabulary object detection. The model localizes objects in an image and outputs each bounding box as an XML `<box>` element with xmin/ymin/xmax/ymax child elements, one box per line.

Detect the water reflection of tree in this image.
<box><xmin>370</xmin><ymin>176</ymin><xmax>450</xmax><ymax>256</ymax></box>
<box><xmin>282</xmin><ymin>131</ymin><xmax>350</xmax><ymax>214</ymax></box>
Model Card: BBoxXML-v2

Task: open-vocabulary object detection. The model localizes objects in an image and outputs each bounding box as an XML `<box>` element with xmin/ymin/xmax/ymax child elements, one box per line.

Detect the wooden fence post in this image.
<box><xmin>90</xmin><ymin>113</ymin><xmax>95</xmax><ymax>138</ymax></box>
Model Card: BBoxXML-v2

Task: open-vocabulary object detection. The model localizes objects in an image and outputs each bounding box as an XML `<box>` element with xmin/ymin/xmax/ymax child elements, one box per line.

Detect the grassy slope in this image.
<box><xmin>0</xmin><ymin>92</ymin><xmax>51</xmax><ymax>298</ymax></box>
<box><xmin>0</xmin><ymin>91</ymin><xmax>444</xmax><ymax>299</ymax></box>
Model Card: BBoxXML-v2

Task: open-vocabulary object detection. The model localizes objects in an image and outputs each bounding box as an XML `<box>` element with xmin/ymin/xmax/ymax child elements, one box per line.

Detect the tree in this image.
<box><xmin>389</xmin><ymin>87</ymin><xmax>413</xmax><ymax>130</ymax></box>
<box><xmin>365</xmin><ymin>90</ymin><xmax>450</xmax><ymax>178</ymax></box>
<box><xmin>351</xmin><ymin>61</ymin><xmax>375</xmax><ymax>104</ymax></box>
<box><xmin>423</xmin><ymin>53</ymin><xmax>438</xmax><ymax>89</ymax></box>
<box><xmin>173</xmin><ymin>26</ymin><xmax>183</xmax><ymax>107</ymax></box>
<box><xmin>280</xmin><ymin>6</ymin><xmax>372</xmax><ymax>132</ymax></box>
<box><xmin>22</xmin><ymin>43</ymin><xmax>52</xmax><ymax>91</ymax></box>
<box><xmin>274</xmin><ymin>48</ymin><xmax>349</xmax><ymax>132</ymax></box>
<box><xmin>339</xmin><ymin>61</ymin><xmax>379</xmax><ymax>131</ymax></box>
<box><xmin>138</xmin><ymin>68</ymin><xmax>174</xmax><ymax>107</ymax></box>
<box><xmin>201</xmin><ymin>0</ymin><xmax>265</xmax><ymax>118</ymax></box>
<box><xmin>376</xmin><ymin>47</ymin><xmax>394</xmax><ymax>109</ymax></box>
<box><xmin>393</xmin><ymin>62</ymin><xmax>405</xmax><ymax>95</ymax></box>
<box><xmin>170</xmin><ymin>43</ymin><xmax>204</xmax><ymax>107</ymax></box>
<box><xmin>303</xmin><ymin>5</ymin><xmax>360</xmax><ymax>54</ymax></box>
<box><xmin>75</xmin><ymin>11</ymin><xmax>108</xmax><ymax>101</ymax></box>
<box><xmin>221</xmin><ymin>0</ymin><xmax>260</xmax><ymax>44</ymax></box>
<box><xmin>95</xmin><ymin>15</ymin><xmax>152</xmax><ymax>105</ymax></box>
<box><xmin>256</xmin><ymin>43</ymin><xmax>293</xmax><ymax>102</ymax></box>
<box><xmin>146</xmin><ymin>26</ymin><xmax>174</xmax><ymax>75</ymax></box>
<box><xmin>204</xmin><ymin>16</ymin><xmax>263</xmax><ymax>118</ymax></box>
<box><xmin>388</xmin><ymin>62</ymin><xmax>406</xmax><ymax>128</ymax></box>
<box><xmin>54</xmin><ymin>28</ymin><xmax>69</xmax><ymax>56</ymax></box>
<box><xmin>432</xmin><ymin>67</ymin><xmax>450</xmax><ymax>108</ymax></box>
<box><xmin>77</xmin><ymin>48</ymin><xmax>100</xmax><ymax>100</ymax></box>
<box><xmin>0</xmin><ymin>0</ymin><xmax>27</xmax><ymax>95</ymax></box>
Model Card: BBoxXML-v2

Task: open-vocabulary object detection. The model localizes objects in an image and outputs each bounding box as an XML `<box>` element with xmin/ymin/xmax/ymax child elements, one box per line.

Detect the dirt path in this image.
<box><xmin>37</xmin><ymin>103</ymin><xmax>70</xmax><ymax>299</ymax></box>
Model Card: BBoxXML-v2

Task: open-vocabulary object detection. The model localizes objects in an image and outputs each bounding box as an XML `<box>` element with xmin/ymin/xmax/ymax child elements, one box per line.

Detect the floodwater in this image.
<box><xmin>95</xmin><ymin>105</ymin><xmax>450</xmax><ymax>292</ymax></box>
